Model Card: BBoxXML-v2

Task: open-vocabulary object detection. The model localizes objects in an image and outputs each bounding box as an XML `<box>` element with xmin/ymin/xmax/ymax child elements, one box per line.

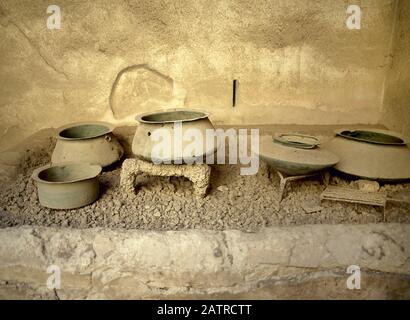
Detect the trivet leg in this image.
<box><xmin>276</xmin><ymin>171</ymin><xmax>287</xmax><ymax>203</ymax></box>
<box><xmin>322</xmin><ymin>171</ymin><xmax>330</xmax><ymax>186</ymax></box>
<box><xmin>120</xmin><ymin>159</ymin><xmax>138</xmax><ymax>199</ymax></box>
<box><xmin>186</xmin><ymin>165</ymin><xmax>211</xmax><ymax>198</ymax></box>
<box><xmin>383</xmin><ymin>205</ymin><xmax>386</xmax><ymax>223</ymax></box>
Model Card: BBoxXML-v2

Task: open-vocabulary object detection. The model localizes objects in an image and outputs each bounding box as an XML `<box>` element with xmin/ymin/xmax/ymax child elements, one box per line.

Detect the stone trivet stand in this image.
<box><xmin>275</xmin><ymin>170</ymin><xmax>330</xmax><ymax>208</ymax></box>
<box><xmin>120</xmin><ymin>158</ymin><xmax>211</xmax><ymax>198</ymax></box>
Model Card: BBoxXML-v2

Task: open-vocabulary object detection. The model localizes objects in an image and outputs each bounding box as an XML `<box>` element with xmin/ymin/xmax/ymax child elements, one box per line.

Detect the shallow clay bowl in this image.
<box><xmin>32</xmin><ymin>163</ymin><xmax>102</xmax><ymax>209</ymax></box>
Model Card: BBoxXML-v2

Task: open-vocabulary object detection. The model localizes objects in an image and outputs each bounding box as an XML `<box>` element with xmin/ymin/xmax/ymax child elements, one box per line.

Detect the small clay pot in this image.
<box><xmin>32</xmin><ymin>163</ymin><xmax>102</xmax><ymax>209</ymax></box>
<box><xmin>51</xmin><ymin>122</ymin><xmax>124</xmax><ymax>167</ymax></box>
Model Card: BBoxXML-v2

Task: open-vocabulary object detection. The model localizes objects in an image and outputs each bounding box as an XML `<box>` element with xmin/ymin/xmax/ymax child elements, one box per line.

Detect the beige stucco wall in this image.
<box><xmin>0</xmin><ymin>0</ymin><xmax>399</xmax><ymax>150</ymax></box>
<box><xmin>381</xmin><ymin>0</ymin><xmax>410</xmax><ymax>139</ymax></box>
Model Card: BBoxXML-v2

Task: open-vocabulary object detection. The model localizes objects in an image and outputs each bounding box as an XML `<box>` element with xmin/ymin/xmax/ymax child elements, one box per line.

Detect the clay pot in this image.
<box><xmin>132</xmin><ymin>109</ymin><xmax>216</xmax><ymax>163</ymax></box>
<box><xmin>324</xmin><ymin>129</ymin><xmax>410</xmax><ymax>181</ymax></box>
<box><xmin>256</xmin><ymin>133</ymin><xmax>339</xmax><ymax>175</ymax></box>
<box><xmin>32</xmin><ymin>163</ymin><xmax>102</xmax><ymax>209</ymax></box>
<box><xmin>51</xmin><ymin>122</ymin><xmax>124</xmax><ymax>167</ymax></box>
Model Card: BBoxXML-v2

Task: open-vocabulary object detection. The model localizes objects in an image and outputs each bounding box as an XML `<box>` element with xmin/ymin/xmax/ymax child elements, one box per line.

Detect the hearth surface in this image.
<box><xmin>1</xmin><ymin>127</ymin><xmax>409</xmax><ymax>230</ymax></box>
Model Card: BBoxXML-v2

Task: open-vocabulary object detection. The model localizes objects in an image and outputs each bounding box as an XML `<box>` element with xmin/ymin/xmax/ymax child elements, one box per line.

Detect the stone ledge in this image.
<box><xmin>0</xmin><ymin>223</ymin><xmax>409</xmax><ymax>299</ymax></box>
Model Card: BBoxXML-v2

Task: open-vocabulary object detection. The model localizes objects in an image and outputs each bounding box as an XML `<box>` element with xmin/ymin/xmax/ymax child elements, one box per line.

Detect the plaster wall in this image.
<box><xmin>0</xmin><ymin>0</ymin><xmax>398</xmax><ymax>151</ymax></box>
<box><xmin>381</xmin><ymin>0</ymin><xmax>410</xmax><ymax>139</ymax></box>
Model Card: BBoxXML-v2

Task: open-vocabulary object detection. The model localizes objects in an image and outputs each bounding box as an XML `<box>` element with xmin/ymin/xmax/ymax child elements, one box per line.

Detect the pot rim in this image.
<box><xmin>273</xmin><ymin>133</ymin><xmax>320</xmax><ymax>149</ymax></box>
<box><xmin>32</xmin><ymin>162</ymin><xmax>102</xmax><ymax>184</ymax></box>
<box><xmin>136</xmin><ymin>108</ymin><xmax>210</xmax><ymax>124</ymax></box>
<box><xmin>334</xmin><ymin>128</ymin><xmax>407</xmax><ymax>146</ymax></box>
<box><xmin>57</xmin><ymin>121</ymin><xmax>115</xmax><ymax>141</ymax></box>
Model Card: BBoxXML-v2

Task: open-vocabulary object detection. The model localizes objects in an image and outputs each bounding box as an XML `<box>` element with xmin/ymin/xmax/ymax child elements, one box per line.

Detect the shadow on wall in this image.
<box><xmin>109</xmin><ymin>64</ymin><xmax>175</xmax><ymax>120</ymax></box>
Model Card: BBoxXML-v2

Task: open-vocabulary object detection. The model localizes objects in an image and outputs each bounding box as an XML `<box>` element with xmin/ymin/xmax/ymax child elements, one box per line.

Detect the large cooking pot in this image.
<box><xmin>51</xmin><ymin>122</ymin><xmax>124</xmax><ymax>167</ymax></box>
<box><xmin>324</xmin><ymin>128</ymin><xmax>410</xmax><ymax>181</ymax></box>
<box><xmin>32</xmin><ymin>163</ymin><xmax>102</xmax><ymax>209</ymax></box>
<box><xmin>255</xmin><ymin>133</ymin><xmax>339</xmax><ymax>175</ymax></box>
<box><xmin>132</xmin><ymin>109</ymin><xmax>216</xmax><ymax>163</ymax></box>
